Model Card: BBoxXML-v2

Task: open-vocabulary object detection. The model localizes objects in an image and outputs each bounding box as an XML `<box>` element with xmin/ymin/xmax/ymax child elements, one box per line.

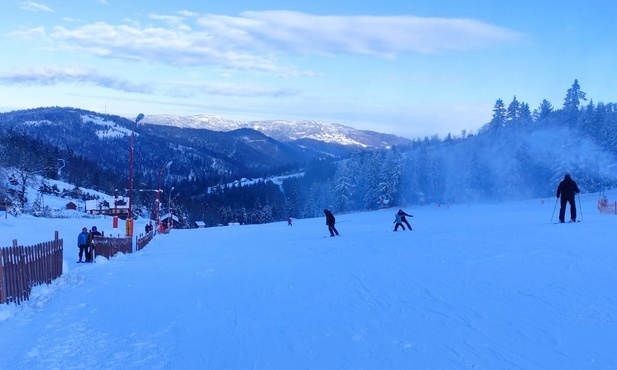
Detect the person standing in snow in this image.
<box><xmin>393</xmin><ymin>212</ymin><xmax>406</xmax><ymax>231</ymax></box>
<box><xmin>556</xmin><ymin>174</ymin><xmax>580</xmax><ymax>223</ymax></box>
<box><xmin>397</xmin><ymin>209</ymin><xmax>413</xmax><ymax>230</ymax></box>
<box><xmin>87</xmin><ymin>226</ymin><xmax>102</xmax><ymax>262</ymax></box>
<box><xmin>77</xmin><ymin>227</ymin><xmax>90</xmax><ymax>263</ymax></box>
<box><xmin>323</xmin><ymin>209</ymin><xmax>340</xmax><ymax>237</ymax></box>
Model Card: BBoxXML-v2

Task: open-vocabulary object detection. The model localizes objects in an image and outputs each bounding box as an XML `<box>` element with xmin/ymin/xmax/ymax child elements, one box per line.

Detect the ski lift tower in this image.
<box><xmin>155</xmin><ymin>161</ymin><xmax>172</xmax><ymax>227</ymax></box>
<box><xmin>127</xmin><ymin>113</ymin><xmax>144</xmax><ymax>237</ymax></box>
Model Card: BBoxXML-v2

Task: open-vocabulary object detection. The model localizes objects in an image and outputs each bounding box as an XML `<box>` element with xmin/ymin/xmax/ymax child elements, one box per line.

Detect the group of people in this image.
<box><xmin>74</xmin><ymin>175</ymin><xmax>578</xmax><ymax>256</ymax></box>
<box><xmin>322</xmin><ymin>208</ymin><xmax>414</xmax><ymax>236</ymax></box>
<box><xmin>393</xmin><ymin>209</ymin><xmax>413</xmax><ymax>231</ymax></box>
<box><xmin>321</xmin><ymin>173</ymin><xmax>579</xmax><ymax>234</ymax></box>
<box><xmin>77</xmin><ymin>226</ymin><xmax>102</xmax><ymax>263</ymax></box>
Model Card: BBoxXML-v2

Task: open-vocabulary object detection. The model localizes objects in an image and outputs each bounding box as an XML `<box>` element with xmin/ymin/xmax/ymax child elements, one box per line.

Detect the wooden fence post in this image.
<box><xmin>0</xmin><ymin>248</ymin><xmax>5</xmax><ymax>304</ymax></box>
<box><xmin>0</xmin><ymin>232</ymin><xmax>64</xmax><ymax>304</ymax></box>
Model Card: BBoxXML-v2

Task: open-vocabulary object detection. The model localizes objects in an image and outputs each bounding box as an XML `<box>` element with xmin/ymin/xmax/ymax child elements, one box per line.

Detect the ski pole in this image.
<box><xmin>577</xmin><ymin>193</ymin><xmax>583</xmax><ymax>221</ymax></box>
<box><xmin>550</xmin><ymin>197</ymin><xmax>558</xmax><ymax>223</ymax></box>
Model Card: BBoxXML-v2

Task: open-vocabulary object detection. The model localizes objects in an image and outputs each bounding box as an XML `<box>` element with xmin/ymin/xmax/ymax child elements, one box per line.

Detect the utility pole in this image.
<box><xmin>127</xmin><ymin>113</ymin><xmax>144</xmax><ymax>237</ymax></box>
<box><xmin>156</xmin><ymin>161</ymin><xmax>172</xmax><ymax>228</ymax></box>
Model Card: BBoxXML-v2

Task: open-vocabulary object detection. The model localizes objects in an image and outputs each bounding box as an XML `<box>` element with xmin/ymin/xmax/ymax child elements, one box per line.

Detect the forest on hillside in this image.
<box><xmin>192</xmin><ymin>80</ymin><xmax>617</xmax><ymax>226</ymax></box>
<box><xmin>2</xmin><ymin>80</ymin><xmax>616</xmax><ymax>227</ymax></box>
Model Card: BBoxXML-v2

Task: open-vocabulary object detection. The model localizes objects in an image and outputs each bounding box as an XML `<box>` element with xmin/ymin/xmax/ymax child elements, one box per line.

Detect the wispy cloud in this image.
<box><xmin>18</xmin><ymin>1</ymin><xmax>54</xmax><ymax>12</ymax></box>
<box><xmin>231</xmin><ymin>11</ymin><xmax>523</xmax><ymax>56</ymax></box>
<box><xmin>0</xmin><ymin>66</ymin><xmax>154</xmax><ymax>94</ymax></box>
<box><xmin>61</xmin><ymin>17</ymin><xmax>86</xmax><ymax>23</ymax></box>
<box><xmin>45</xmin><ymin>22</ymin><xmax>287</xmax><ymax>72</ymax></box>
<box><xmin>165</xmin><ymin>81</ymin><xmax>299</xmax><ymax>98</ymax></box>
<box><xmin>9</xmin><ymin>26</ymin><xmax>47</xmax><ymax>40</ymax></box>
<box><xmin>149</xmin><ymin>14</ymin><xmax>192</xmax><ymax>31</ymax></box>
<box><xmin>11</xmin><ymin>11</ymin><xmax>523</xmax><ymax>72</ymax></box>
<box><xmin>178</xmin><ymin>10</ymin><xmax>199</xmax><ymax>18</ymax></box>
<box><xmin>0</xmin><ymin>65</ymin><xmax>297</xmax><ymax>99</ymax></box>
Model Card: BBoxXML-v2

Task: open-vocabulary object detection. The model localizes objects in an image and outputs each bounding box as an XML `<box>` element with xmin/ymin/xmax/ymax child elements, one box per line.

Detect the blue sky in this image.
<box><xmin>1</xmin><ymin>1</ymin><xmax>616</xmax><ymax>139</ymax></box>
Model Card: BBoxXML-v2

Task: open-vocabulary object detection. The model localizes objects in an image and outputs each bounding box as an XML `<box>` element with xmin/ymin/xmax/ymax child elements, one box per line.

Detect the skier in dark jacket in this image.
<box><xmin>556</xmin><ymin>174</ymin><xmax>580</xmax><ymax>223</ymax></box>
<box><xmin>87</xmin><ymin>226</ymin><xmax>102</xmax><ymax>263</ymax></box>
<box><xmin>323</xmin><ymin>209</ymin><xmax>340</xmax><ymax>237</ymax></box>
<box><xmin>397</xmin><ymin>209</ymin><xmax>413</xmax><ymax>230</ymax></box>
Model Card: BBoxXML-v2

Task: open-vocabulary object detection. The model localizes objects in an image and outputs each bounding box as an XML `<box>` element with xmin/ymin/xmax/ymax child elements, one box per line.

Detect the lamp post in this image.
<box><xmin>155</xmin><ymin>161</ymin><xmax>172</xmax><ymax>228</ymax></box>
<box><xmin>57</xmin><ymin>158</ymin><xmax>65</xmax><ymax>176</ymax></box>
<box><xmin>127</xmin><ymin>113</ymin><xmax>145</xmax><ymax>237</ymax></box>
<box><xmin>168</xmin><ymin>186</ymin><xmax>175</xmax><ymax>230</ymax></box>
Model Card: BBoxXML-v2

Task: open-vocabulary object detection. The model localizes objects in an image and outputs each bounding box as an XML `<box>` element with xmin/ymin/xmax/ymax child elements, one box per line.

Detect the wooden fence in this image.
<box><xmin>1</xmin><ymin>227</ymin><xmax>156</xmax><ymax>305</ymax></box>
<box><xmin>0</xmin><ymin>232</ymin><xmax>63</xmax><ymax>305</ymax></box>
<box><xmin>137</xmin><ymin>231</ymin><xmax>153</xmax><ymax>251</ymax></box>
<box><xmin>92</xmin><ymin>230</ymin><xmax>154</xmax><ymax>259</ymax></box>
<box><xmin>92</xmin><ymin>235</ymin><xmax>132</xmax><ymax>259</ymax></box>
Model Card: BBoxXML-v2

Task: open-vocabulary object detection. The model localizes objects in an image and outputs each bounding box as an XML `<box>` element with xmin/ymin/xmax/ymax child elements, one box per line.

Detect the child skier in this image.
<box><xmin>393</xmin><ymin>212</ymin><xmax>406</xmax><ymax>231</ymax></box>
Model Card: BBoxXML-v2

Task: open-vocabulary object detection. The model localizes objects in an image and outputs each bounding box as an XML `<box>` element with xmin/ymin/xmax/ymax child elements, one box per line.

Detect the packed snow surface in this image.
<box><xmin>1</xmin><ymin>192</ymin><xmax>616</xmax><ymax>369</ymax></box>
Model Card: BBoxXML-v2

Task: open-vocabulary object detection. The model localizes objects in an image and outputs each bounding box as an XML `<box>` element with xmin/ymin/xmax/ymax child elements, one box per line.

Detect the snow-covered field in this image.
<box><xmin>1</xmin><ymin>192</ymin><xmax>616</xmax><ymax>369</ymax></box>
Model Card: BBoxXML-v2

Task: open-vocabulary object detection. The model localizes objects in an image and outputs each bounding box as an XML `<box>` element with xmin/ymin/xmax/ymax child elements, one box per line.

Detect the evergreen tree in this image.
<box><xmin>563</xmin><ymin>79</ymin><xmax>587</xmax><ymax>113</ymax></box>
<box><xmin>332</xmin><ymin>162</ymin><xmax>355</xmax><ymax>212</ymax></box>
<box><xmin>534</xmin><ymin>99</ymin><xmax>554</xmax><ymax>121</ymax></box>
<box><xmin>563</xmin><ymin>79</ymin><xmax>587</xmax><ymax>127</ymax></box>
<box><xmin>489</xmin><ymin>99</ymin><xmax>507</xmax><ymax>129</ymax></box>
<box><xmin>237</xmin><ymin>206</ymin><xmax>247</xmax><ymax>225</ymax></box>
<box><xmin>414</xmin><ymin>145</ymin><xmax>430</xmax><ymax>201</ymax></box>
<box><xmin>377</xmin><ymin>149</ymin><xmax>403</xmax><ymax>206</ymax></box>
<box><xmin>582</xmin><ymin>100</ymin><xmax>600</xmax><ymax>138</ymax></box>
<box><xmin>601</xmin><ymin>106</ymin><xmax>617</xmax><ymax>156</ymax></box>
<box><xmin>424</xmin><ymin>153</ymin><xmax>445</xmax><ymax>203</ymax></box>
<box><xmin>261</xmin><ymin>203</ymin><xmax>273</xmax><ymax>223</ymax></box>
<box><xmin>356</xmin><ymin>151</ymin><xmax>382</xmax><ymax>210</ymax></box>
<box><xmin>282</xmin><ymin>178</ymin><xmax>302</xmax><ymax>218</ymax></box>
<box><xmin>519</xmin><ymin>102</ymin><xmax>532</xmax><ymax>125</ymax></box>
<box><xmin>467</xmin><ymin>148</ymin><xmax>487</xmax><ymax>201</ymax></box>
<box><xmin>506</xmin><ymin>96</ymin><xmax>521</xmax><ymax>122</ymax></box>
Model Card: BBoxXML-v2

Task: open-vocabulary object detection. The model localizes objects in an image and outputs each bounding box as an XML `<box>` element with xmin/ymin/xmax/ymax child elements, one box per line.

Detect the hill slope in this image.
<box><xmin>1</xmin><ymin>192</ymin><xmax>616</xmax><ymax>369</ymax></box>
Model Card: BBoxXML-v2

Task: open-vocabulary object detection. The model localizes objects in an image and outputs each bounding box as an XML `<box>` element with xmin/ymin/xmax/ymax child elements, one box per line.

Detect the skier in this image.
<box><xmin>397</xmin><ymin>209</ymin><xmax>413</xmax><ymax>230</ymax></box>
<box><xmin>323</xmin><ymin>209</ymin><xmax>340</xmax><ymax>237</ymax></box>
<box><xmin>77</xmin><ymin>227</ymin><xmax>89</xmax><ymax>263</ymax></box>
<box><xmin>556</xmin><ymin>174</ymin><xmax>580</xmax><ymax>223</ymax></box>
<box><xmin>393</xmin><ymin>212</ymin><xmax>406</xmax><ymax>231</ymax></box>
<box><xmin>87</xmin><ymin>226</ymin><xmax>102</xmax><ymax>262</ymax></box>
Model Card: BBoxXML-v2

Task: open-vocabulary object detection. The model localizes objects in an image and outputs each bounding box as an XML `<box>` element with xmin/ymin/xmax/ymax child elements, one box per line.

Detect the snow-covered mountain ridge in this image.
<box><xmin>141</xmin><ymin>114</ymin><xmax>411</xmax><ymax>149</ymax></box>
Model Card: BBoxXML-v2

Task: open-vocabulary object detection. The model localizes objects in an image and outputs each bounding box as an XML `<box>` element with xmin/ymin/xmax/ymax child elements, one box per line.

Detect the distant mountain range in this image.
<box><xmin>141</xmin><ymin>114</ymin><xmax>411</xmax><ymax>149</ymax></box>
<box><xmin>0</xmin><ymin>107</ymin><xmax>412</xmax><ymax>191</ymax></box>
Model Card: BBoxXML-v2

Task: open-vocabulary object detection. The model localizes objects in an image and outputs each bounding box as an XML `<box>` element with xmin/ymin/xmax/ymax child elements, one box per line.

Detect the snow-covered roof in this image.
<box><xmin>160</xmin><ymin>213</ymin><xmax>179</xmax><ymax>222</ymax></box>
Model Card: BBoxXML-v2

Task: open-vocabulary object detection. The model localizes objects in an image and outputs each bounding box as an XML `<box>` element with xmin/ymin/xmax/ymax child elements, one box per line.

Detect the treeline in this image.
<box><xmin>192</xmin><ymin>80</ymin><xmax>617</xmax><ymax>226</ymax></box>
<box><xmin>0</xmin><ymin>131</ymin><xmax>124</xmax><ymax>212</ymax></box>
<box><xmin>183</xmin><ymin>160</ymin><xmax>336</xmax><ymax>226</ymax></box>
<box><xmin>3</xmin><ymin>80</ymin><xmax>617</xmax><ymax>227</ymax></box>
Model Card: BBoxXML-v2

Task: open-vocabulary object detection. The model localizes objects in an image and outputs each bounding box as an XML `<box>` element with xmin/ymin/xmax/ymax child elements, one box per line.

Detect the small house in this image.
<box><xmin>160</xmin><ymin>213</ymin><xmax>181</xmax><ymax>229</ymax></box>
<box><xmin>84</xmin><ymin>197</ymin><xmax>129</xmax><ymax>218</ymax></box>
